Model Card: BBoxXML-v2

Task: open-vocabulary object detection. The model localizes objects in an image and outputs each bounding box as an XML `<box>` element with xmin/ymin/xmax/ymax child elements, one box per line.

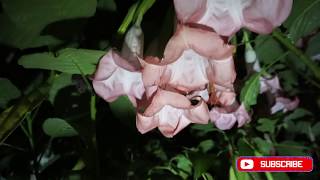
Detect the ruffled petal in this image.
<box><xmin>136</xmin><ymin>89</ymin><xmax>210</xmax><ymax>137</ymax></box>
<box><xmin>243</xmin><ymin>0</ymin><xmax>293</xmax><ymax>34</ymax></box>
<box><xmin>209</xmin><ymin>103</ymin><xmax>250</xmax><ymax>130</ymax></box>
<box><xmin>141</xmin><ymin>49</ymin><xmax>212</xmax><ymax>93</ymax></box>
<box><xmin>173</xmin><ymin>0</ymin><xmax>206</xmax><ymax>23</ymax></box>
<box><xmin>271</xmin><ymin>97</ymin><xmax>299</xmax><ymax>114</ymax></box>
<box><xmin>210</xmin><ymin>56</ymin><xmax>236</xmax><ymax>87</ymax></box>
<box><xmin>92</xmin><ymin>50</ymin><xmax>145</xmax><ymax>102</ymax></box>
<box><xmin>175</xmin><ymin>0</ymin><xmax>293</xmax><ymax>36</ymax></box>
<box><xmin>164</xmin><ymin>25</ymin><xmax>234</xmax><ymax>64</ymax></box>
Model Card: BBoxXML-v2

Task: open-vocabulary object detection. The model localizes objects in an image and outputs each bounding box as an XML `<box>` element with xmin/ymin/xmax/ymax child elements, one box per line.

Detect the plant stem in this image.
<box><xmin>272</xmin><ymin>30</ymin><xmax>320</xmax><ymax>80</ymax></box>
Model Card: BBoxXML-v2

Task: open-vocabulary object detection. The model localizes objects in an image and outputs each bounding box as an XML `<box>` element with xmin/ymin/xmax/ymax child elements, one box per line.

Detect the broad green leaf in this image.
<box><xmin>42</xmin><ymin>118</ymin><xmax>78</xmax><ymax>138</ymax></box>
<box><xmin>312</xmin><ymin>122</ymin><xmax>320</xmax><ymax>137</ymax></box>
<box><xmin>49</xmin><ymin>73</ymin><xmax>74</xmax><ymax>104</ymax></box>
<box><xmin>253</xmin><ymin>137</ymin><xmax>273</xmax><ymax>155</ymax></box>
<box><xmin>172</xmin><ymin>154</ymin><xmax>192</xmax><ymax>179</ymax></box>
<box><xmin>237</xmin><ymin>138</ymin><xmax>254</xmax><ymax>156</ymax></box>
<box><xmin>275</xmin><ymin>141</ymin><xmax>308</xmax><ymax>156</ymax></box>
<box><xmin>189</xmin><ymin>152</ymin><xmax>215</xmax><ymax>180</ymax></box>
<box><xmin>284</xmin><ymin>108</ymin><xmax>312</xmax><ymax>122</ymax></box>
<box><xmin>145</xmin><ymin>140</ymin><xmax>168</xmax><ymax>161</ymax></box>
<box><xmin>256</xmin><ymin>118</ymin><xmax>277</xmax><ymax>134</ymax></box>
<box><xmin>18</xmin><ymin>48</ymin><xmax>105</xmax><ymax>75</ymax></box>
<box><xmin>278</xmin><ymin>70</ymin><xmax>299</xmax><ymax>93</ymax></box>
<box><xmin>229</xmin><ymin>166</ymin><xmax>237</xmax><ymax>180</ymax></box>
<box><xmin>255</xmin><ymin>35</ymin><xmax>285</xmax><ymax>65</ymax></box>
<box><xmin>198</xmin><ymin>139</ymin><xmax>215</xmax><ymax>153</ymax></box>
<box><xmin>97</xmin><ymin>0</ymin><xmax>117</xmax><ymax>11</ymax></box>
<box><xmin>191</xmin><ymin>124</ymin><xmax>215</xmax><ymax>135</ymax></box>
<box><xmin>0</xmin><ymin>78</ymin><xmax>21</xmax><ymax>108</ymax></box>
<box><xmin>306</xmin><ymin>33</ymin><xmax>320</xmax><ymax>57</ymax></box>
<box><xmin>2</xmin><ymin>0</ymin><xmax>96</xmax><ymax>28</ymax></box>
<box><xmin>0</xmin><ymin>14</ymin><xmax>62</xmax><ymax>49</ymax></box>
<box><xmin>240</xmin><ymin>73</ymin><xmax>261</xmax><ymax>109</ymax></box>
<box><xmin>109</xmin><ymin>96</ymin><xmax>136</xmax><ymax>121</ymax></box>
<box><xmin>0</xmin><ymin>83</ymin><xmax>49</xmax><ymax>143</ymax></box>
<box><xmin>1</xmin><ymin>0</ymin><xmax>97</xmax><ymax>49</ymax></box>
<box><xmin>229</xmin><ymin>158</ymin><xmax>250</xmax><ymax>180</ymax></box>
<box><xmin>284</xmin><ymin>0</ymin><xmax>320</xmax><ymax>41</ymax></box>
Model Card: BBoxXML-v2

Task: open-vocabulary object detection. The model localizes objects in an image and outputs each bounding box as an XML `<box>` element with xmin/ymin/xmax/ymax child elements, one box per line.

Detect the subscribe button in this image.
<box><xmin>237</xmin><ymin>156</ymin><xmax>313</xmax><ymax>172</ymax></box>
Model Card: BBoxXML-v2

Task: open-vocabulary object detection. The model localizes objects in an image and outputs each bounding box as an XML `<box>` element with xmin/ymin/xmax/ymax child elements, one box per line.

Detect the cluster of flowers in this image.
<box><xmin>92</xmin><ymin>0</ymin><xmax>293</xmax><ymax>137</ymax></box>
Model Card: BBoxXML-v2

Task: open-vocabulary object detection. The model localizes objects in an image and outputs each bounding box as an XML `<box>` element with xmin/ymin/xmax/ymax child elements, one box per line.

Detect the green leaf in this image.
<box><xmin>190</xmin><ymin>124</ymin><xmax>215</xmax><ymax>137</ymax></box>
<box><xmin>42</xmin><ymin>118</ymin><xmax>78</xmax><ymax>138</ymax></box>
<box><xmin>278</xmin><ymin>70</ymin><xmax>299</xmax><ymax>93</ymax></box>
<box><xmin>255</xmin><ymin>35</ymin><xmax>285</xmax><ymax>65</ymax></box>
<box><xmin>237</xmin><ymin>138</ymin><xmax>254</xmax><ymax>156</ymax></box>
<box><xmin>312</xmin><ymin>122</ymin><xmax>320</xmax><ymax>137</ymax></box>
<box><xmin>198</xmin><ymin>139</ymin><xmax>215</xmax><ymax>153</ymax></box>
<box><xmin>18</xmin><ymin>48</ymin><xmax>105</xmax><ymax>75</ymax></box>
<box><xmin>189</xmin><ymin>152</ymin><xmax>215</xmax><ymax>180</ymax></box>
<box><xmin>306</xmin><ymin>33</ymin><xmax>320</xmax><ymax>57</ymax></box>
<box><xmin>0</xmin><ymin>14</ymin><xmax>62</xmax><ymax>49</ymax></box>
<box><xmin>256</xmin><ymin>118</ymin><xmax>277</xmax><ymax>134</ymax></box>
<box><xmin>229</xmin><ymin>164</ymin><xmax>250</xmax><ymax>180</ymax></box>
<box><xmin>172</xmin><ymin>154</ymin><xmax>192</xmax><ymax>179</ymax></box>
<box><xmin>240</xmin><ymin>73</ymin><xmax>261</xmax><ymax>109</ymax></box>
<box><xmin>97</xmin><ymin>0</ymin><xmax>117</xmax><ymax>11</ymax></box>
<box><xmin>284</xmin><ymin>0</ymin><xmax>320</xmax><ymax>41</ymax></box>
<box><xmin>49</xmin><ymin>73</ymin><xmax>74</xmax><ymax>104</ymax></box>
<box><xmin>275</xmin><ymin>141</ymin><xmax>308</xmax><ymax>156</ymax></box>
<box><xmin>284</xmin><ymin>108</ymin><xmax>312</xmax><ymax>122</ymax></box>
<box><xmin>253</xmin><ymin>137</ymin><xmax>273</xmax><ymax>155</ymax></box>
<box><xmin>1</xmin><ymin>0</ymin><xmax>97</xmax><ymax>49</ymax></box>
<box><xmin>2</xmin><ymin>0</ymin><xmax>96</xmax><ymax>28</ymax></box>
<box><xmin>0</xmin><ymin>78</ymin><xmax>21</xmax><ymax>108</ymax></box>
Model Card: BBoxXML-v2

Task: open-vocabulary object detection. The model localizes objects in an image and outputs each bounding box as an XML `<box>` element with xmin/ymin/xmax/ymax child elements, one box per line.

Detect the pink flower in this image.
<box><xmin>92</xmin><ymin>23</ymin><xmax>252</xmax><ymax>137</ymax></box>
<box><xmin>209</xmin><ymin>103</ymin><xmax>250</xmax><ymax>130</ymax></box>
<box><xmin>140</xmin><ymin>25</ymin><xmax>237</xmax><ymax>106</ymax></box>
<box><xmin>260</xmin><ymin>76</ymin><xmax>281</xmax><ymax>94</ymax></box>
<box><xmin>136</xmin><ymin>89</ymin><xmax>209</xmax><ymax>137</ymax></box>
<box><xmin>92</xmin><ymin>50</ymin><xmax>145</xmax><ymax>105</ymax></box>
<box><xmin>271</xmin><ymin>97</ymin><xmax>299</xmax><ymax>114</ymax></box>
<box><xmin>174</xmin><ymin>0</ymin><xmax>293</xmax><ymax>36</ymax></box>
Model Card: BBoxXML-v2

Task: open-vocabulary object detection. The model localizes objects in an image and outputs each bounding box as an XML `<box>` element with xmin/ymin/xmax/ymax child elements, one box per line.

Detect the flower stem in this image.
<box><xmin>272</xmin><ymin>30</ymin><xmax>320</xmax><ymax>80</ymax></box>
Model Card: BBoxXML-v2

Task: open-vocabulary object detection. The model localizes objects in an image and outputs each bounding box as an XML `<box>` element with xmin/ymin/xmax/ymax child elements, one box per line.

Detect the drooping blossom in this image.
<box><xmin>140</xmin><ymin>25</ymin><xmax>236</xmax><ymax>106</ymax></box>
<box><xmin>136</xmin><ymin>89</ymin><xmax>209</xmax><ymax>137</ymax></box>
<box><xmin>210</xmin><ymin>103</ymin><xmax>250</xmax><ymax>130</ymax></box>
<box><xmin>260</xmin><ymin>76</ymin><xmax>281</xmax><ymax>94</ymax></box>
<box><xmin>174</xmin><ymin>0</ymin><xmax>293</xmax><ymax>36</ymax></box>
<box><xmin>271</xmin><ymin>97</ymin><xmax>300</xmax><ymax>114</ymax></box>
<box><xmin>92</xmin><ymin>50</ymin><xmax>145</xmax><ymax>106</ymax></box>
<box><xmin>136</xmin><ymin>25</ymin><xmax>251</xmax><ymax>135</ymax></box>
